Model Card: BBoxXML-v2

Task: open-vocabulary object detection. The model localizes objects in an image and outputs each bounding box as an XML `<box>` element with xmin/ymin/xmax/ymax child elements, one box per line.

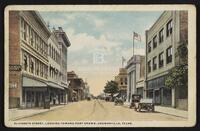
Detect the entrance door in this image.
<box><xmin>155</xmin><ymin>90</ymin><xmax>161</xmax><ymax>105</ymax></box>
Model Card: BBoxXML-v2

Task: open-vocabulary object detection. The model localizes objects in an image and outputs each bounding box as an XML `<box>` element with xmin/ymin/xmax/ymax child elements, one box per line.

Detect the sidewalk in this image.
<box><xmin>155</xmin><ymin>106</ymin><xmax>188</xmax><ymax>119</ymax></box>
<box><xmin>123</xmin><ymin>102</ymin><xmax>188</xmax><ymax>119</ymax></box>
<box><xmin>9</xmin><ymin>104</ymin><xmax>66</xmax><ymax>121</ymax></box>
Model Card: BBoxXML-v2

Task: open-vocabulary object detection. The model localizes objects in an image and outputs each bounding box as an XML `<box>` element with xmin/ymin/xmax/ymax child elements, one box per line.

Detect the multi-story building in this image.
<box><xmin>114</xmin><ymin>68</ymin><xmax>127</xmax><ymax>99</ymax></box>
<box><xmin>67</xmin><ymin>71</ymin><xmax>86</xmax><ymax>102</ymax></box>
<box><xmin>48</xmin><ymin>32</ymin><xmax>66</xmax><ymax>105</ymax></box>
<box><xmin>53</xmin><ymin>27</ymin><xmax>71</xmax><ymax>104</ymax></box>
<box><xmin>126</xmin><ymin>55</ymin><xmax>145</xmax><ymax>103</ymax></box>
<box><xmin>9</xmin><ymin>11</ymin><xmax>51</xmax><ymax>108</ymax></box>
<box><xmin>136</xmin><ymin>56</ymin><xmax>145</xmax><ymax>98</ymax></box>
<box><xmin>9</xmin><ymin>11</ymin><xmax>71</xmax><ymax>109</ymax></box>
<box><xmin>145</xmin><ymin>11</ymin><xmax>188</xmax><ymax>110</ymax></box>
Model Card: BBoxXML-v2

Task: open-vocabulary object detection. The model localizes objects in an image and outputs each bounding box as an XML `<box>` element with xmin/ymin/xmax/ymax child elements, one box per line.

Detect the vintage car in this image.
<box><xmin>129</xmin><ymin>94</ymin><xmax>142</xmax><ymax>109</ymax></box>
<box><xmin>114</xmin><ymin>97</ymin><xmax>124</xmax><ymax>106</ymax></box>
<box><xmin>87</xmin><ymin>97</ymin><xmax>91</xmax><ymax>101</ymax></box>
<box><xmin>135</xmin><ymin>98</ymin><xmax>155</xmax><ymax>112</ymax></box>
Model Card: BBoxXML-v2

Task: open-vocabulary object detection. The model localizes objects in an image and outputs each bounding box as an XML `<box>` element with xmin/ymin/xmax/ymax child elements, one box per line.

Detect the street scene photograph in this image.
<box><xmin>5</xmin><ymin>5</ymin><xmax>196</xmax><ymax>127</ymax></box>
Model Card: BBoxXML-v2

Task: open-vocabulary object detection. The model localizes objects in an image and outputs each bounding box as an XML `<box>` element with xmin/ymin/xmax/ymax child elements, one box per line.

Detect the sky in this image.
<box><xmin>40</xmin><ymin>11</ymin><xmax>163</xmax><ymax>96</ymax></box>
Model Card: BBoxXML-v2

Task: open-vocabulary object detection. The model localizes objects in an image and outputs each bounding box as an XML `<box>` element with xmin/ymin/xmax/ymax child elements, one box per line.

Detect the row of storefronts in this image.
<box><xmin>9</xmin><ymin>11</ymin><xmax>71</xmax><ymax>109</ymax></box>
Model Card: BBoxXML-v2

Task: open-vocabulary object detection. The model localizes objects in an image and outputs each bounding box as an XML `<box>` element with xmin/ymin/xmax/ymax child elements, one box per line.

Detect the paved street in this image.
<box><xmin>18</xmin><ymin>99</ymin><xmax>186</xmax><ymax>121</ymax></box>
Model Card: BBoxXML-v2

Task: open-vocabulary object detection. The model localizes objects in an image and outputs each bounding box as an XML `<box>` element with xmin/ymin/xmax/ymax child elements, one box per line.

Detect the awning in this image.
<box><xmin>47</xmin><ymin>82</ymin><xmax>65</xmax><ymax>90</ymax></box>
<box><xmin>23</xmin><ymin>76</ymin><xmax>47</xmax><ymax>87</ymax></box>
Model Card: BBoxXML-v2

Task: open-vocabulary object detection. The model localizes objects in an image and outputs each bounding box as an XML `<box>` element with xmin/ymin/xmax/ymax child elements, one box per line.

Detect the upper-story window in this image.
<box><xmin>49</xmin><ymin>45</ymin><xmax>51</xmax><ymax>56</ymax></box>
<box><xmin>153</xmin><ymin>56</ymin><xmax>157</xmax><ymax>70</ymax></box>
<box><xmin>166</xmin><ymin>46</ymin><xmax>173</xmax><ymax>64</ymax></box>
<box><xmin>20</xmin><ymin>18</ymin><xmax>27</xmax><ymax>41</ymax></box>
<box><xmin>125</xmin><ymin>78</ymin><xmax>127</xmax><ymax>85</ymax></box>
<box><xmin>159</xmin><ymin>28</ymin><xmax>164</xmax><ymax>43</ymax></box>
<box><xmin>159</xmin><ymin>52</ymin><xmax>164</xmax><ymax>68</ymax></box>
<box><xmin>148</xmin><ymin>60</ymin><xmax>151</xmax><ymax>73</ymax></box>
<box><xmin>23</xmin><ymin>54</ymin><xmax>28</xmax><ymax>71</ymax></box>
<box><xmin>30</xmin><ymin>58</ymin><xmax>34</xmax><ymax>74</ymax></box>
<box><xmin>153</xmin><ymin>35</ymin><xmax>157</xmax><ymax>49</ymax></box>
<box><xmin>166</xmin><ymin>19</ymin><xmax>173</xmax><ymax>37</ymax></box>
<box><xmin>148</xmin><ymin>41</ymin><xmax>151</xmax><ymax>53</ymax></box>
<box><xmin>35</xmin><ymin>60</ymin><xmax>39</xmax><ymax>76</ymax></box>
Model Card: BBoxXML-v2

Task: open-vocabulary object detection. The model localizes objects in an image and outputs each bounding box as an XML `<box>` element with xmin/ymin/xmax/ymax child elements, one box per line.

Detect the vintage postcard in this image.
<box><xmin>4</xmin><ymin>5</ymin><xmax>196</xmax><ymax>127</ymax></box>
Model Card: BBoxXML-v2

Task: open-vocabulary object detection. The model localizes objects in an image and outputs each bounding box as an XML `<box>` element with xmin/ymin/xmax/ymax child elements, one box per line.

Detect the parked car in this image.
<box><xmin>114</xmin><ymin>97</ymin><xmax>124</xmax><ymax>106</ymax></box>
<box><xmin>87</xmin><ymin>97</ymin><xmax>91</xmax><ymax>101</ymax></box>
<box><xmin>129</xmin><ymin>94</ymin><xmax>142</xmax><ymax>109</ymax></box>
<box><xmin>135</xmin><ymin>98</ymin><xmax>154</xmax><ymax>112</ymax></box>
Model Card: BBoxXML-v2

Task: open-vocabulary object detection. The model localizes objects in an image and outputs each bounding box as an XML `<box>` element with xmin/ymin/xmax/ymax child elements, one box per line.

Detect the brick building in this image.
<box><xmin>9</xmin><ymin>11</ymin><xmax>71</xmax><ymax>109</ymax></box>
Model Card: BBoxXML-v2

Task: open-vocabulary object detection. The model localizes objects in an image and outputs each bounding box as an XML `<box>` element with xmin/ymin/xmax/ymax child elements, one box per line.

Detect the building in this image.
<box><xmin>145</xmin><ymin>11</ymin><xmax>188</xmax><ymax>110</ymax></box>
<box><xmin>9</xmin><ymin>11</ymin><xmax>51</xmax><ymax>108</ymax></box>
<box><xmin>48</xmin><ymin>32</ymin><xmax>66</xmax><ymax>105</ymax></box>
<box><xmin>114</xmin><ymin>68</ymin><xmax>127</xmax><ymax>99</ymax></box>
<box><xmin>67</xmin><ymin>71</ymin><xmax>86</xmax><ymax>102</ymax></box>
<box><xmin>53</xmin><ymin>27</ymin><xmax>71</xmax><ymax>104</ymax></box>
<box><xmin>125</xmin><ymin>55</ymin><xmax>145</xmax><ymax>103</ymax></box>
<box><xmin>136</xmin><ymin>56</ymin><xmax>145</xmax><ymax>98</ymax></box>
<box><xmin>9</xmin><ymin>11</ymin><xmax>71</xmax><ymax>109</ymax></box>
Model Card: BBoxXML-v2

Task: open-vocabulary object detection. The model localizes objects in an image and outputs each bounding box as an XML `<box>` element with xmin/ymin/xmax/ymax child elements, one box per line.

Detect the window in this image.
<box><xmin>148</xmin><ymin>41</ymin><xmax>151</xmax><ymax>53</ymax></box>
<box><xmin>166</xmin><ymin>19</ymin><xmax>173</xmax><ymax>37</ymax></box>
<box><xmin>159</xmin><ymin>52</ymin><xmax>164</xmax><ymax>68</ymax></box>
<box><xmin>20</xmin><ymin>18</ymin><xmax>27</xmax><ymax>41</ymax></box>
<box><xmin>49</xmin><ymin>45</ymin><xmax>51</xmax><ymax>56</ymax></box>
<box><xmin>166</xmin><ymin>46</ymin><xmax>173</xmax><ymax>64</ymax></box>
<box><xmin>125</xmin><ymin>78</ymin><xmax>127</xmax><ymax>85</ymax></box>
<box><xmin>40</xmin><ymin>63</ymin><xmax>43</xmax><ymax>77</ymax></box>
<box><xmin>148</xmin><ymin>60</ymin><xmax>151</xmax><ymax>73</ymax></box>
<box><xmin>153</xmin><ymin>35</ymin><xmax>157</xmax><ymax>49</ymax></box>
<box><xmin>159</xmin><ymin>28</ymin><xmax>164</xmax><ymax>43</ymax></box>
<box><xmin>35</xmin><ymin>35</ymin><xmax>39</xmax><ymax>50</ymax></box>
<box><xmin>153</xmin><ymin>56</ymin><xmax>157</xmax><ymax>70</ymax></box>
<box><xmin>35</xmin><ymin>60</ymin><xmax>39</xmax><ymax>76</ymax></box>
<box><xmin>30</xmin><ymin>58</ymin><xmax>34</xmax><ymax>74</ymax></box>
<box><xmin>23</xmin><ymin>54</ymin><xmax>28</xmax><ymax>71</ymax></box>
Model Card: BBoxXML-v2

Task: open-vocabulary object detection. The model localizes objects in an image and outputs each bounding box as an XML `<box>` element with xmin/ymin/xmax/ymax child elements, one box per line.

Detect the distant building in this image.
<box><xmin>114</xmin><ymin>68</ymin><xmax>127</xmax><ymax>99</ymax></box>
<box><xmin>126</xmin><ymin>55</ymin><xmax>145</xmax><ymax>103</ymax></box>
<box><xmin>67</xmin><ymin>71</ymin><xmax>86</xmax><ymax>102</ymax></box>
<box><xmin>53</xmin><ymin>27</ymin><xmax>71</xmax><ymax>104</ymax></box>
<box><xmin>145</xmin><ymin>11</ymin><xmax>188</xmax><ymax>110</ymax></box>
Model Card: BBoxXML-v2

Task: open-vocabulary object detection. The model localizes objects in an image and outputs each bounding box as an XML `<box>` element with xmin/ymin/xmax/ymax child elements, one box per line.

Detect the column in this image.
<box><xmin>126</xmin><ymin>73</ymin><xmax>130</xmax><ymax>103</ymax></box>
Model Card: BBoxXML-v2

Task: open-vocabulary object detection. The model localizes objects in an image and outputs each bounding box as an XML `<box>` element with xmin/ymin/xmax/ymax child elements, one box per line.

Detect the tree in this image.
<box><xmin>165</xmin><ymin>65</ymin><xmax>188</xmax><ymax>89</ymax></box>
<box><xmin>165</xmin><ymin>41</ymin><xmax>188</xmax><ymax>90</ymax></box>
<box><xmin>103</xmin><ymin>80</ymin><xmax>119</xmax><ymax>100</ymax></box>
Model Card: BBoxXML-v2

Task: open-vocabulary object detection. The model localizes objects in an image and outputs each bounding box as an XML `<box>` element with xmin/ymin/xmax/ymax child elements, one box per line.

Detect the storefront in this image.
<box><xmin>147</xmin><ymin>76</ymin><xmax>172</xmax><ymax>106</ymax></box>
<box><xmin>22</xmin><ymin>76</ymin><xmax>49</xmax><ymax>109</ymax></box>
